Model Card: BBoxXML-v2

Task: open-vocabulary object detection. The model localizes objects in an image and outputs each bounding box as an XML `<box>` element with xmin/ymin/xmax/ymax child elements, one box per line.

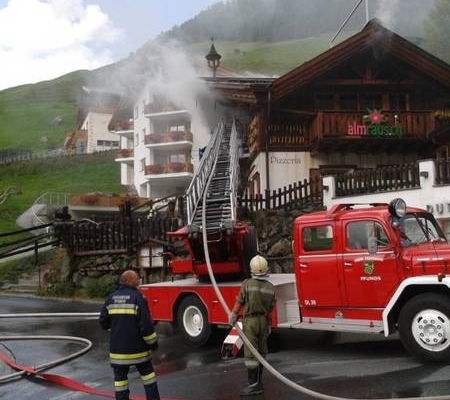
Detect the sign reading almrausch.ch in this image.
<box><xmin>348</xmin><ymin>109</ymin><xmax>402</xmax><ymax>137</ymax></box>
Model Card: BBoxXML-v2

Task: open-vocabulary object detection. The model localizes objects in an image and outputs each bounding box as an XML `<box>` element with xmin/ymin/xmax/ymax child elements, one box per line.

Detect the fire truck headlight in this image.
<box><xmin>389</xmin><ymin>198</ymin><xmax>406</xmax><ymax>218</ymax></box>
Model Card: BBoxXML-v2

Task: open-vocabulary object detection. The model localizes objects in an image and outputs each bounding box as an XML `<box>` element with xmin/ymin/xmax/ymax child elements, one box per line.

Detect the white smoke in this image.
<box><xmin>374</xmin><ymin>0</ymin><xmax>401</xmax><ymax>29</ymax></box>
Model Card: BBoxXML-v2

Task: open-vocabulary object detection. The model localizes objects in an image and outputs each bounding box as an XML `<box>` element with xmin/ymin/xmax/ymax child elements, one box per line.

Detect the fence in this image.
<box><xmin>334</xmin><ymin>163</ymin><xmax>420</xmax><ymax>197</ymax></box>
<box><xmin>239</xmin><ymin>178</ymin><xmax>323</xmax><ymax>212</ymax></box>
<box><xmin>0</xmin><ymin>148</ymin><xmax>113</xmax><ymax>165</ymax></box>
<box><xmin>56</xmin><ymin>216</ymin><xmax>179</xmax><ymax>257</ymax></box>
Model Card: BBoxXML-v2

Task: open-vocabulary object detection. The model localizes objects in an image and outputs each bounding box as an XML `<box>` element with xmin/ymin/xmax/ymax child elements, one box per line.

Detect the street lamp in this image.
<box><xmin>205</xmin><ymin>37</ymin><xmax>222</xmax><ymax>79</ymax></box>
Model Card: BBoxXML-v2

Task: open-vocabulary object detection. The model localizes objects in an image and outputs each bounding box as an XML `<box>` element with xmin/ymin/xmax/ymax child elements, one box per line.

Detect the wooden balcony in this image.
<box><xmin>145</xmin><ymin>162</ymin><xmax>194</xmax><ymax>176</ymax></box>
<box><xmin>144</xmin><ymin>131</ymin><xmax>193</xmax><ymax>146</ymax></box>
<box><xmin>144</xmin><ymin>101</ymin><xmax>179</xmax><ymax>115</ymax></box>
<box><xmin>115</xmin><ymin>149</ymin><xmax>134</xmax><ymax>159</ymax></box>
<box><xmin>111</xmin><ymin>121</ymin><xmax>134</xmax><ymax>132</ymax></box>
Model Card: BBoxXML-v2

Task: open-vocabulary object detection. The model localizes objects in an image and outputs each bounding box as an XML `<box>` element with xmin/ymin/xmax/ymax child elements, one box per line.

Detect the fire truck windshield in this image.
<box><xmin>399</xmin><ymin>213</ymin><xmax>446</xmax><ymax>247</ymax></box>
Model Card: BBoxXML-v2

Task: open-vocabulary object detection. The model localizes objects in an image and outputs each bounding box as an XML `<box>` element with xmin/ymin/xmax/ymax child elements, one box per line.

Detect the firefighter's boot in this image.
<box><xmin>258</xmin><ymin>363</ymin><xmax>264</xmax><ymax>390</ymax></box>
<box><xmin>144</xmin><ymin>382</ymin><xmax>160</xmax><ymax>400</ymax></box>
<box><xmin>240</xmin><ymin>368</ymin><xmax>263</xmax><ymax>396</ymax></box>
<box><xmin>115</xmin><ymin>389</ymin><xmax>130</xmax><ymax>400</ymax></box>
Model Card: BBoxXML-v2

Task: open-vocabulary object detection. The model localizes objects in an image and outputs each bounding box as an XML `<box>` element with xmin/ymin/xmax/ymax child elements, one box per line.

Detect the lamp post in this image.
<box><xmin>205</xmin><ymin>37</ymin><xmax>222</xmax><ymax>79</ymax></box>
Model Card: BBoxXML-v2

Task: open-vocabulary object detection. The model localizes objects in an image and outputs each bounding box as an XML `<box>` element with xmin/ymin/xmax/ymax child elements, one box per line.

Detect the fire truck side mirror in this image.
<box><xmin>367</xmin><ymin>236</ymin><xmax>378</xmax><ymax>254</ymax></box>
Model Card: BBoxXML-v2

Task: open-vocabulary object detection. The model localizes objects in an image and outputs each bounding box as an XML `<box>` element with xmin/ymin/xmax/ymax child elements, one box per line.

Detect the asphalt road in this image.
<box><xmin>1</xmin><ymin>294</ymin><xmax>450</xmax><ymax>400</ymax></box>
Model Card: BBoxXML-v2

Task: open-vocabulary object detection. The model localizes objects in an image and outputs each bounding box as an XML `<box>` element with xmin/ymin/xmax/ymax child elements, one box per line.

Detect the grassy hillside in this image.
<box><xmin>0</xmin><ymin>151</ymin><xmax>122</xmax><ymax>233</ymax></box>
<box><xmin>186</xmin><ymin>33</ymin><xmax>353</xmax><ymax>76</ymax></box>
<box><xmin>0</xmin><ymin>70</ymin><xmax>90</xmax><ymax>152</ymax></box>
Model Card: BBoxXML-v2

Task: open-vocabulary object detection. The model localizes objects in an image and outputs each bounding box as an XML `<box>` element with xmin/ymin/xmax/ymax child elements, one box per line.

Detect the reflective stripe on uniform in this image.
<box><xmin>109</xmin><ymin>351</ymin><xmax>151</xmax><ymax>365</ymax></box>
<box><xmin>140</xmin><ymin>371</ymin><xmax>156</xmax><ymax>385</ymax></box>
<box><xmin>114</xmin><ymin>380</ymin><xmax>129</xmax><ymax>391</ymax></box>
<box><xmin>108</xmin><ymin>309</ymin><xmax>138</xmax><ymax>315</ymax></box>
<box><xmin>107</xmin><ymin>303</ymin><xmax>138</xmax><ymax>315</ymax></box>
<box><xmin>245</xmin><ymin>360</ymin><xmax>259</xmax><ymax>368</ymax></box>
<box><xmin>143</xmin><ymin>332</ymin><xmax>157</xmax><ymax>343</ymax></box>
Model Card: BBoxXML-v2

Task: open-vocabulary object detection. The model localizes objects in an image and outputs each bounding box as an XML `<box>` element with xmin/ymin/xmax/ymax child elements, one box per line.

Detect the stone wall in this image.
<box><xmin>251</xmin><ymin>207</ymin><xmax>315</xmax><ymax>273</ymax></box>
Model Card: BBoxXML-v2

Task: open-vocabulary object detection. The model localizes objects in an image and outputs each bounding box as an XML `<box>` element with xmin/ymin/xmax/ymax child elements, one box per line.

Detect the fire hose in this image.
<box><xmin>200</xmin><ymin>149</ymin><xmax>450</xmax><ymax>400</ymax></box>
<box><xmin>0</xmin><ymin>316</ymin><xmax>177</xmax><ymax>400</ymax></box>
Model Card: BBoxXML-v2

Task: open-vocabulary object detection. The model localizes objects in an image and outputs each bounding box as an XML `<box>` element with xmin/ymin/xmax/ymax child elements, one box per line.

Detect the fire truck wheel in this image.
<box><xmin>177</xmin><ymin>296</ymin><xmax>212</xmax><ymax>346</ymax></box>
<box><xmin>398</xmin><ymin>293</ymin><xmax>450</xmax><ymax>362</ymax></box>
<box><xmin>242</xmin><ymin>224</ymin><xmax>258</xmax><ymax>278</ymax></box>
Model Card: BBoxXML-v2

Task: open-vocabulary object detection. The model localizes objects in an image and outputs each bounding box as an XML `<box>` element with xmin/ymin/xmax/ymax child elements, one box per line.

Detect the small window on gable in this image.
<box><xmin>316</xmin><ymin>93</ymin><xmax>334</xmax><ymax>110</ymax></box>
<box><xmin>303</xmin><ymin>225</ymin><xmax>333</xmax><ymax>252</ymax></box>
<box><xmin>340</xmin><ymin>94</ymin><xmax>357</xmax><ymax>110</ymax></box>
<box><xmin>389</xmin><ymin>94</ymin><xmax>406</xmax><ymax>111</ymax></box>
<box><xmin>361</xmin><ymin>93</ymin><xmax>382</xmax><ymax>110</ymax></box>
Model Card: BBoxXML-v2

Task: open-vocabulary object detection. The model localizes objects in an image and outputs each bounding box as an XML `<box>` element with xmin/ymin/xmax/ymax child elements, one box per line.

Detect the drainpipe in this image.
<box><xmin>265</xmin><ymin>90</ymin><xmax>271</xmax><ymax>192</ymax></box>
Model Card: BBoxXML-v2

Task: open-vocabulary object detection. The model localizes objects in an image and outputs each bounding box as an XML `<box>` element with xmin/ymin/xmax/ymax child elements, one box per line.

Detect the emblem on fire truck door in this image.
<box><xmin>363</xmin><ymin>261</ymin><xmax>374</xmax><ymax>275</ymax></box>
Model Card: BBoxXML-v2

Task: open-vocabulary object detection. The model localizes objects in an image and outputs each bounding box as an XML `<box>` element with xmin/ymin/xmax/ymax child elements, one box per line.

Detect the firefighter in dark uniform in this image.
<box><xmin>99</xmin><ymin>270</ymin><xmax>160</xmax><ymax>400</ymax></box>
<box><xmin>229</xmin><ymin>255</ymin><xmax>276</xmax><ymax>396</ymax></box>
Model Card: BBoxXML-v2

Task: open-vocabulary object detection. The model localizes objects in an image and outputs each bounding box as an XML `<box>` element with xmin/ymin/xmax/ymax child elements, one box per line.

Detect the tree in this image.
<box><xmin>422</xmin><ymin>0</ymin><xmax>450</xmax><ymax>63</ymax></box>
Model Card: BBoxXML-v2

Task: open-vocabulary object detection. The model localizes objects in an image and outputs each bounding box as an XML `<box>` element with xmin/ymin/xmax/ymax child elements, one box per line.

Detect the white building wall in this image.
<box><xmin>249</xmin><ymin>151</ymin><xmax>418</xmax><ymax>193</ymax></box>
<box><xmin>322</xmin><ymin>160</ymin><xmax>450</xmax><ymax>237</ymax></box>
<box><xmin>83</xmin><ymin>112</ymin><xmax>117</xmax><ymax>153</ymax></box>
<box><xmin>133</xmin><ymin>90</ymin><xmax>151</xmax><ymax>197</ymax></box>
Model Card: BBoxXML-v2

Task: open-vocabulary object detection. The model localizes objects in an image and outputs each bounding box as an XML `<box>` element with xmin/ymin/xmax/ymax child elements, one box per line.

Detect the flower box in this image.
<box><xmin>80</xmin><ymin>194</ymin><xmax>100</xmax><ymax>205</ymax></box>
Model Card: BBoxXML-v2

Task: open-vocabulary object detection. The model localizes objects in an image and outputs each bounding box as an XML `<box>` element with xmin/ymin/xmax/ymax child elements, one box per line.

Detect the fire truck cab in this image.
<box><xmin>140</xmin><ymin>198</ymin><xmax>450</xmax><ymax>362</ymax></box>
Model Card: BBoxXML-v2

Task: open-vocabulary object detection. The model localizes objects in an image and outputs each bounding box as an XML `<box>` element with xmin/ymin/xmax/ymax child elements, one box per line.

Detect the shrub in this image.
<box><xmin>46</xmin><ymin>280</ymin><xmax>76</xmax><ymax>297</ymax></box>
<box><xmin>85</xmin><ymin>274</ymin><xmax>118</xmax><ymax>298</ymax></box>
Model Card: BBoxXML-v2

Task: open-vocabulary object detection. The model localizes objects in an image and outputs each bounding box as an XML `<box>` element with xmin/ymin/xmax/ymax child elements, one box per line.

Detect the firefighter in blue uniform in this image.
<box><xmin>99</xmin><ymin>270</ymin><xmax>160</xmax><ymax>400</ymax></box>
<box><xmin>229</xmin><ymin>255</ymin><xmax>276</xmax><ymax>396</ymax></box>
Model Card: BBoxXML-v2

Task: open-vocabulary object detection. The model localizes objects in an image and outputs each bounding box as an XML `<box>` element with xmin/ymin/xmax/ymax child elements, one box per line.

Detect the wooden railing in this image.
<box><xmin>115</xmin><ymin>149</ymin><xmax>134</xmax><ymax>158</ymax></box>
<box><xmin>334</xmin><ymin>163</ymin><xmax>420</xmax><ymax>197</ymax></box>
<box><xmin>111</xmin><ymin>121</ymin><xmax>134</xmax><ymax>131</ymax></box>
<box><xmin>57</xmin><ymin>216</ymin><xmax>178</xmax><ymax>256</ymax></box>
<box><xmin>145</xmin><ymin>162</ymin><xmax>194</xmax><ymax>175</ymax></box>
<box><xmin>144</xmin><ymin>101</ymin><xmax>179</xmax><ymax>115</ymax></box>
<box><xmin>144</xmin><ymin>131</ymin><xmax>193</xmax><ymax>145</ymax></box>
<box><xmin>310</xmin><ymin>111</ymin><xmax>435</xmax><ymax>141</ymax></box>
<box><xmin>239</xmin><ymin>178</ymin><xmax>323</xmax><ymax>212</ymax></box>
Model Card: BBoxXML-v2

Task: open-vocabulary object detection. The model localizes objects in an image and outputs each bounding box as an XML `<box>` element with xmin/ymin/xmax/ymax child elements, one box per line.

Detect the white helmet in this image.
<box><xmin>250</xmin><ymin>255</ymin><xmax>268</xmax><ymax>276</ymax></box>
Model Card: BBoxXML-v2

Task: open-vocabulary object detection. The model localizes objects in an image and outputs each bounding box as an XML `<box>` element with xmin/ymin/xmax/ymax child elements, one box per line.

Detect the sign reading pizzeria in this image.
<box><xmin>348</xmin><ymin>109</ymin><xmax>402</xmax><ymax>137</ymax></box>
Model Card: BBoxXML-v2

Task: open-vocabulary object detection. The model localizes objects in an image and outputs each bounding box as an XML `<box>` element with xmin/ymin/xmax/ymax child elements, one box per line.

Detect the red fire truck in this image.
<box><xmin>140</xmin><ymin>197</ymin><xmax>450</xmax><ymax>362</ymax></box>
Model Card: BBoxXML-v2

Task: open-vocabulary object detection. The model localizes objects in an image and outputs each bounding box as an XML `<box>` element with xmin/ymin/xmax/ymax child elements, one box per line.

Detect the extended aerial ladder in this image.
<box><xmin>169</xmin><ymin>120</ymin><xmax>257</xmax><ymax>279</ymax></box>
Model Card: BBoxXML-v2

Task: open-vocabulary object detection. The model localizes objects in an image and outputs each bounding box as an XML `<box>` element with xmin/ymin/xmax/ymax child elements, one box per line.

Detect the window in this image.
<box><xmin>360</xmin><ymin>93</ymin><xmax>382</xmax><ymax>110</ymax></box>
<box><xmin>135</xmin><ymin>133</ymin><xmax>139</xmax><ymax>147</ymax></box>
<box><xmin>303</xmin><ymin>225</ymin><xmax>333</xmax><ymax>251</ymax></box>
<box><xmin>316</xmin><ymin>93</ymin><xmax>334</xmax><ymax>110</ymax></box>
<box><xmin>169</xmin><ymin>153</ymin><xmax>186</xmax><ymax>163</ymax></box>
<box><xmin>140</xmin><ymin>158</ymin><xmax>146</xmax><ymax>172</ymax></box>
<box><xmin>389</xmin><ymin>94</ymin><xmax>406</xmax><ymax>111</ymax></box>
<box><xmin>400</xmin><ymin>214</ymin><xmax>445</xmax><ymax>246</ymax></box>
<box><xmin>134</xmin><ymin>106</ymin><xmax>139</xmax><ymax>119</ymax></box>
<box><xmin>169</xmin><ymin>124</ymin><xmax>185</xmax><ymax>132</ymax></box>
<box><xmin>96</xmin><ymin>140</ymin><xmax>119</xmax><ymax>147</ymax></box>
<box><xmin>340</xmin><ymin>94</ymin><xmax>357</xmax><ymax>110</ymax></box>
<box><xmin>346</xmin><ymin>221</ymin><xmax>388</xmax><ymax>249</ymax></box>
<box><xmin>142</xmin><ymin>128</ymin><xmax>146</xmax><ymax>142</ymax></box>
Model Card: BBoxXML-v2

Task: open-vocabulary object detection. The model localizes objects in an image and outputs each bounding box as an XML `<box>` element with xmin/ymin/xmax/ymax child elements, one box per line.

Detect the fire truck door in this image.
<box><xmin>342</xmin><ymin>220</ymin><xmax>400</xmax><ymax>307</ymax></box>
<box><xmin>296</xmin><ymin>224</ymin><xmax>344</xmax><ymax>307</ymax></box>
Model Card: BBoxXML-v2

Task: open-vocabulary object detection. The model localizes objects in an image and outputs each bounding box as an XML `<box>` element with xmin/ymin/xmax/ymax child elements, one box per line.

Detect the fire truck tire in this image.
<box><xmin>177</xmin><ymin>296</ymin><xmax>212</xmax><ymax>346</ymax></box>
<box><xmin>242</xmin><ymin>224</ymin><xmax>258</xmax><ymax>278</ymax></box>
<box><xmin>398</xmin><ymin>293</ymin><xmax>450</xmax><ymax>362</ymax></box>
